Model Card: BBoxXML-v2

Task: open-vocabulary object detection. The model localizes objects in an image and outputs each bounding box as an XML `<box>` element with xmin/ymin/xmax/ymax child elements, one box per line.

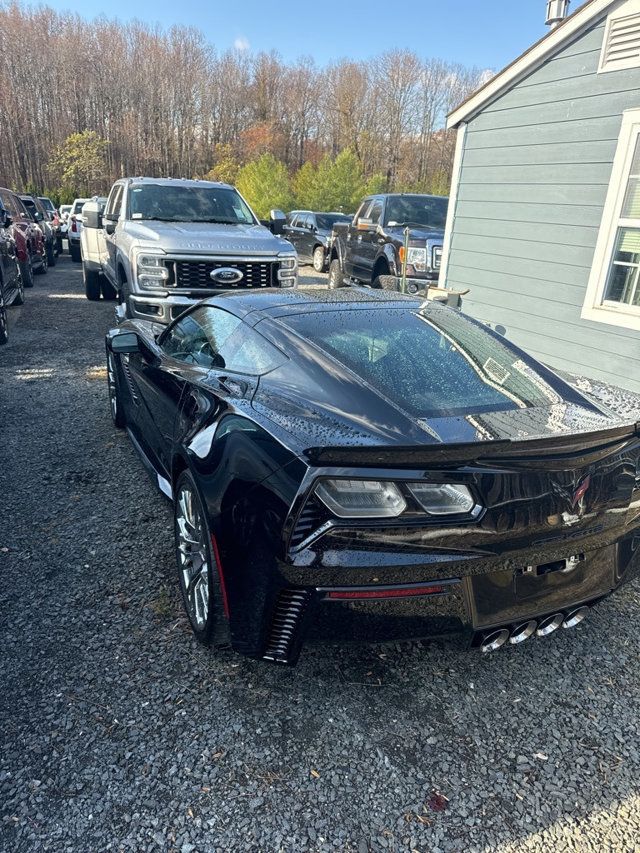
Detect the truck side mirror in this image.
<box><xmin>82</xmin><ymin>202</ymin><xmax>103</xmax><ymax>229</ymax></box>
<box><xmin>356</xmin><ymin>218</ymin><xmax>375</xmax><ymax>231</ymax></box>
<box><xmin>269</xmin><ymin>209</ymin><xmax>286</xmax><ymax>235</ymax></box>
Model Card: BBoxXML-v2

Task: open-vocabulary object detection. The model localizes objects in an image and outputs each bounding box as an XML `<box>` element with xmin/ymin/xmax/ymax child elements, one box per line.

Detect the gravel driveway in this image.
<box><xmin>2</xmin><ymin>258</ymin><xmax>640</xmax><ymax>853</ymax></box>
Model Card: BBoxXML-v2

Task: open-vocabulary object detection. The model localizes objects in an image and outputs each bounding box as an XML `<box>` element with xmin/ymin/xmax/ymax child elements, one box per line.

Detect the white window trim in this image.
<box><xmin>439</xmin><ymin>122</ymin><xmax>466</xmax><ymax>288</ymax></box>
<box><xmin>598</xmin><ymin>0</ymin><xmax>640</xmax><ymax>74</ymax></box>
<box><xmin>581</xmin><ymin>107</ymin><xmax>640</xmax><ymax>331</ymax></box>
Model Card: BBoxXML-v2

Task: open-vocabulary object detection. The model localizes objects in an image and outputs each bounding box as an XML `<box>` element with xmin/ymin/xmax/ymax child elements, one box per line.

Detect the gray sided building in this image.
<box><xmin>443</xmin><ymin>0</ymin><xmax>640</xmax><ymax>393</ymax></box>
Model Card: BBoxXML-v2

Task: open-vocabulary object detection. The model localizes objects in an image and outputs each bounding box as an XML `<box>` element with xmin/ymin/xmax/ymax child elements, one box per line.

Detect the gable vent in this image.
<box><xmin>600</xmin><ymin>11</ymin><xmax>640</xmax><ymax>72</ymax></box>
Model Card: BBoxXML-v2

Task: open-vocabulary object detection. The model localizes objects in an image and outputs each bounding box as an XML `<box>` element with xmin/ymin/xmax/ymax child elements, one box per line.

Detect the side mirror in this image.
<box><xmin>110</xmin><ymin>332</ymin><xmax>139</xmax><ymax>354</ymax></box>
<box><xmin>3</xmin><ymin>213</ymin><xmax>11</xmax><ymax>227</ymax></box>
<box><xmin>83</xmin><ymin>202</ymin><xmax>103</xmax><ymax>229</ymax></box>
<box><xmin>356</xmin><ymin>218</ymin><xmax>375</xmax><ymax>231</ymax></box>
<box><xmin>269</xmin><ymin>209</ymin><xmax>286</xmax><ymax>235</ymax></box>
<box><xmin>105</xmin><ymin>220</ymin><xmax>116</xmax><ymax>235</ymax></box>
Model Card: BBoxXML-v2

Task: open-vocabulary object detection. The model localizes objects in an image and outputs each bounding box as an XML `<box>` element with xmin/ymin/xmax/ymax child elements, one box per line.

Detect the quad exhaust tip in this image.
<box><xmin>480</xmin><ymin>606</ymin><xmax>590</xmax><ymax>652</ymax></box>
<box><xmin>562</xmin><ymin>606</ymin><xmax>590</xmax><ymax>629</ymax></box>
<box><xmin>509</xmin><ymin>620</ymin><xmax>537</xmax><ymax>645</ymax></box>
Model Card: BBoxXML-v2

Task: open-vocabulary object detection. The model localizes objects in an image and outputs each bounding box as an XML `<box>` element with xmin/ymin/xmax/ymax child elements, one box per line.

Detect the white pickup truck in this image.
<box><xmin>80</xmin><ymin>177</ymin><xmax>297</xmax><ymax>323</ymax></box>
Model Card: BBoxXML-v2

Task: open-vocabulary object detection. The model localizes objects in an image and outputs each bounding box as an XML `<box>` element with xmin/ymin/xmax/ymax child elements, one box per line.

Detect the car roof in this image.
<box><xmin>199</xmin><ymin>287</ymin><xmax>422</xmax><ymax>325</ymax></box>
<box><xmin>124</xmin><ymin>177</ymin><xmax>233</xmax><ymax>190</ymax></box>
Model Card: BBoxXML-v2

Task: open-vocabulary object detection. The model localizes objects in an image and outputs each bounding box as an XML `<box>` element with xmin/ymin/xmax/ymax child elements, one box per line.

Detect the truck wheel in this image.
<box><xmin>20</xmin><ymin>259</ymin><xmax>34</xmax><ymax>288</ymax></box>
<box><xmin>374</xmin><ymin>274</ymin><xmax>400</xmax><ymax>291</ymax></box>
<box><xmin>46</xmin><ymin>241</ymin><xmax>56</xmax><ymax>267</ymax></box>
<box><xmin>70</xmin><ymin>242</ymin><xmax>81</xmax><ymax>263</ymax></box>
<box><xmin>121</xmin><ymin>276</ymin><xmax>134</xmax><ymax>318</ymax></box>
<box><xmin>328</xmin><ymin>259</ymin><xmax>344</xmax><ymax>290</ymax></box>
<box><xmin>313</xmin><ymin>246</ymin><xmax>326</xmax><ymax>273</ymax></box>
<box><xmin>101</xmin><ymin>278</ymin><xmax>118</xmax><ymax>301</ymax></box>
<box><xmin>13</xmin><ymin>270</ymin><xmax>25</xmax><ymax>306</ymax></box>
<box><xmin>84</xmin><ymin>265</ymin><xmax>102</xmax><ymax>301</ymax></box>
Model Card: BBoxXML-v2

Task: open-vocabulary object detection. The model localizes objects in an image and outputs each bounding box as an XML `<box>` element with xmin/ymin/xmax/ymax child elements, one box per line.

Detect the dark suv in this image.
<box><xmin>0</xmin><ymin>197</ymin><xmax>25</xmax><ymax>345</ymax></box>
<box><xmin>328</xmin><ymin>193</ymin><xmax>448</xmax><ymax>290</ymax></box>
<box><xmin>0</xmin><ymin>188</ymin><xmax>46</xmax><ymax>287</ymax></box>
<box><xmin>284</xmin><ymin>211</ymin><xmax>352</xmax><ymax>272</ymax></box>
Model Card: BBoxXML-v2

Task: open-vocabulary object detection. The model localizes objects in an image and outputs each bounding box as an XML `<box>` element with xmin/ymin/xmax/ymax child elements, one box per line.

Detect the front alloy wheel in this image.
<box><xmin>313</xmin><ymin>246</ymin><xmax>326</xmax><ymax>273</ymax></box>
<box><xmin>106</xmin><ymin>350</ymin><xmax>126</xmax><ymax>428</ymax></box>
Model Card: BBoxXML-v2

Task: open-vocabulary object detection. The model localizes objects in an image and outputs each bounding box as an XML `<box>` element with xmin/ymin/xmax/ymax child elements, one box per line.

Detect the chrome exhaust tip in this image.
<box><xmin>509</xmin><ymin>620</ymin><xmax>537</xmax><ymax>645</ymax></box>
<box><xmin>536</xmin><ymin>613</ymin><xmax>564</xmax><ymax>637</ymax></box>
<box><xmin>480</xmin><ymin>628</ymin><xmax>510</xmax><ymax>653</ymax></box>
<box><xmin>562</xmin><ymin>606</ymin><xmax>589</xmax><ymax>629</ymax></box>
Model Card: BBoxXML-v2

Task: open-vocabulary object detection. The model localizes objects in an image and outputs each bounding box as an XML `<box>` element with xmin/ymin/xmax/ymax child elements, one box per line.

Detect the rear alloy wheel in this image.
<box><xmin>174</xmin><ymin>471</ymin><xmax>226</xmax><ymax>646</ymax></box>
<box><xmin>0</xmin><ymin>293</ymin><xmax>8</xmax><ymax>345</ymax></box>
<box><xmin>106</xmin><ymin>350</ymin><xmax>126</xmax><ymax>428</ymax></box>
<box><xmin>328</xmin><ymin>258</ymin><xmax>344</xmax><ymax>289</ymax></box>
<box><xmin>84</xmin><ymin>265</ymin><xmax>102</xmax><ymax>301</ymax></box>
<box><xmin>20</xmin><ymin>259</ymin><xmax>34</xmax><ymax>288</ymax></box>
<box><xmin>46</xmin><ymin>240</ymin><xmax>56</xmax><ymax>267</ymax></box>
<box><xmin>312</xmin><ymin>246</ymin><xmax>326</xmax><ymax>273</ymax></box>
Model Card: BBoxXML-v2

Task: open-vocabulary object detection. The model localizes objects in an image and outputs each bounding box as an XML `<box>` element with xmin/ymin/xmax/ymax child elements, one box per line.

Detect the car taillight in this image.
<box><xmin>70</xmin><ymin>217</ymin><xmax>77</xmax><ymax>232</ymax></box>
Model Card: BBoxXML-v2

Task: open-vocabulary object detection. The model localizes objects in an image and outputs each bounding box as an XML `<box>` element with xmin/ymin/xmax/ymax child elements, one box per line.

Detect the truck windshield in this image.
<box><xmin>128</xmin><ymin>185</ymin><xmax>256</xmax><ymax>225</ymax></box>
<box><xmin>384</xmin><ymin>195</ymin><xmax>448</xmax><ymax>230</ymax></box>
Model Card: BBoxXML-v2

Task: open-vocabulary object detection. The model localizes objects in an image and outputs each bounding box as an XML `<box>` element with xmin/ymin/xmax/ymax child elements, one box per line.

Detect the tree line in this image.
<box><xmin>0</xmin><ymin>1</ymin><xmax>489</xmax><ymax>209</ymax></box>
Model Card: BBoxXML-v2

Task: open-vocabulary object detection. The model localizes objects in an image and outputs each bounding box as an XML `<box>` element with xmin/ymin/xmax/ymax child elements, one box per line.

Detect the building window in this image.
<box><xmin>582</xmin><ymin>108</ymin><xmax>640</xmax><ymax>330</ymax></box>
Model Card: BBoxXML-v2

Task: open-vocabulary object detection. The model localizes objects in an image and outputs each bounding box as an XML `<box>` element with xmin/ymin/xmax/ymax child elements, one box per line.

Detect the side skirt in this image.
<box><xmin>126</xmin><ymin>427</ymin><xmax>173</xmax><ymax>502</ymax></box>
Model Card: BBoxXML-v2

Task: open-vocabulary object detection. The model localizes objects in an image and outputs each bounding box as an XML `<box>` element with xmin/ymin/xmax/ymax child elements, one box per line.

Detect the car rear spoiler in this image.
<box><xmin>303</xmin><ymin>423</ymin><xmax>640</xmax><ymax>469</ymax></box>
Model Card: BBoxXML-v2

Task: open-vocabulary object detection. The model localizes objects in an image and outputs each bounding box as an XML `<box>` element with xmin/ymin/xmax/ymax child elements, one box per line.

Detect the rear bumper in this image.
<box><xmin>251</xmin><ymin>531</ymin><xmax>640</xmax><ymax>663</ymax></box>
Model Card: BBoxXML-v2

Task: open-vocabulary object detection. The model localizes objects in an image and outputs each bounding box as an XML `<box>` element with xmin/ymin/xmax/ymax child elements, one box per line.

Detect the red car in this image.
<box><xmin>0</xmin><ymin>187</ymin><xmax>46</xmax><ymax>287</ymax></box>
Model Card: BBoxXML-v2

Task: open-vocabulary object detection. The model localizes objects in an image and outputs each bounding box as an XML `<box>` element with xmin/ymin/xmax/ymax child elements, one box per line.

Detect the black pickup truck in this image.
<box><xmin>327</xmin><ymin>193</ymin><xmax>448</xmax><ymax>291</ymax></box>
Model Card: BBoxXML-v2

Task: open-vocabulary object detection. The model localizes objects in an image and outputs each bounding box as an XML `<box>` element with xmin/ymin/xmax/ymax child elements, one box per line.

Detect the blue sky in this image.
<box><xmin>65</xmin><ymin>0</ymin><xmax>556</xmax><ymax>70</ymax></box>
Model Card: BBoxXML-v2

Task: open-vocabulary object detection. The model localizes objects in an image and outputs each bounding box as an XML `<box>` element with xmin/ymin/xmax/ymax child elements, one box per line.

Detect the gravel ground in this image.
<box><xmin>2</xmin><ymin>258</ymin><xmax>640</xmax><ymax>853</ymax></box>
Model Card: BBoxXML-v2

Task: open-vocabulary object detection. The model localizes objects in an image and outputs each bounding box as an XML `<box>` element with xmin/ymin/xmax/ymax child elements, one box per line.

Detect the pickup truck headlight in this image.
<box><xmin>278</xmin><ymin>253</ymin><xmax>298</xmax><ymax>288</ymax></box>
<box><xmin>135</xmin><ymin>250</ymin><xmax>169</xmax><ymax>289</ymax></box>
<box><xmin>406</xmin><ymin>247</ymin><xmax>427</xmax><ymax>272</ymax></box>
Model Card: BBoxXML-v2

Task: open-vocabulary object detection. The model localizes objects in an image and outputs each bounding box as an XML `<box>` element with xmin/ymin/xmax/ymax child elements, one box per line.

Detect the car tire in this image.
<box><xmin>0</xmin><ymin>292</ymin><xmax>7</xmax><ymax>345</ymax></box>
<box><xmin>101</xmin><ymin>278</ymin><xmax>118</xmax><ymax>301</ymax></box>
<box><xmin>312</xmin><ymin>246</ymin><xmax>326</xmax><ymax>273</ymax></box>
<box><xmin>106</xmin><ymin>348</ymin><xmax>126</xmax><ymax>428</ymax></box>
<box><xmin>19</xmin><ymin>259</ymin><xmax>34</xmax><ymax>288</ymax></box>
<box><xmin>174</xmin><ymin>469</ymin><xmax>229</xmax><ymax>648</ymax></box>
<box><xmin>121</xmin><ymin>276</ymin><xmax>134</xmax><ymax>318</ymax></box>
<box><xmin>35</xmin><ymin>252</ymin><xmax>47</xmax><ymax>275</ymax></box>
<box><xmin>13</xmin><ymin>271</ymin><xmax>25</xmax><ymax>306</ymax></box>
<box><xmin>70</xmin><ymin>242</ymin><xmax>81</xmax><ymax>263</ymax></box>
<box><xmin>56</xmin><ymin>236</ymin><xmax>63</xmax><ymax>255</ymax></box>
<box><xmin>328</xmin><ymin>258</ymin><xmax>344</xmax><ymax>289</ymax></box>
<box><xmin>84</xmin><ymin>265</ymin><xmax>102</xmax><ymax>301</ymax></box>
<box><xmin>373</xmin><ymin>274</ymin><xmax>400</xmax><ymax>291</ymax></box>
<box><xmin>46</xmin><ymin>241</ymin><xmax>56</xmax><ymax>267</ymax></box>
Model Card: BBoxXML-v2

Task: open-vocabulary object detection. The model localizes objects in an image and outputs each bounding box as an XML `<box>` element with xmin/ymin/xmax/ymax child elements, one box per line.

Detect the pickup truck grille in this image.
<box><xmin>172</xmin><ymin>260</ymin><xmax>277</xmax><ymax>289</ymax></box>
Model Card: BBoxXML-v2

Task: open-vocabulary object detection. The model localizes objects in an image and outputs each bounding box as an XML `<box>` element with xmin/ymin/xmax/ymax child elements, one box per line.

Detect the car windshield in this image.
<box><xmin>128</xmin><ymin>184</ymin><xmax>256</xmax><ymax>224</ymax></box>
<box><xmin>384</xmin><ymin>196</ymin><xmax>448</xmax><ymax>230</ymax></box>
<box><xmin>316</xmin><ymin>213</ymin><xmax>351</xmax><ymax>230</ymax></box>
<box><xmin>281</xmin><ymin>307</ymin><xmax>565</xmax><ymax>418</ymax></box>
<box><xmin>39</xmin><ymin>198</ymin><xmax>54</xmax><ymax>212</ymax></box>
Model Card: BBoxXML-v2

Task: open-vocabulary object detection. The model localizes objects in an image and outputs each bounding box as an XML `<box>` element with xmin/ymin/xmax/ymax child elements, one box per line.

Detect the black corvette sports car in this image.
<box><xmin>106</xmin><ymin>289</ymin><xmax>640</xmax><ymax>663</ymax></box>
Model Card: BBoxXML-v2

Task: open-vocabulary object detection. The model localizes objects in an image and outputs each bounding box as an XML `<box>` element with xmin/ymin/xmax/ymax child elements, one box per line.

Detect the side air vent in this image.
<box><xmin>262</xmin><ymin>589</ymin><xmax>312</xmax><ymax>663</ymax></box>
<box><xmin>121</xmin><ymin>357</ymin><xmax>139</xmax><ymax>404</ymax></box>
<box><xmin>600</xmin><ymin>10</ymin><xmax>640</xmax><ymax>73</ymax></box>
